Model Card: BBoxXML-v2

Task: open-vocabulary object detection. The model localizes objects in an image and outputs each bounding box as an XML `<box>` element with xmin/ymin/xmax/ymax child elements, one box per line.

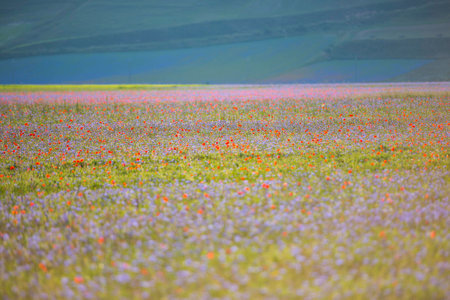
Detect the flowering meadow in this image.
<box><xmin>0</xmin><ymin>84</ymin><xmax>449</xmax><ymax>299</ymax></box>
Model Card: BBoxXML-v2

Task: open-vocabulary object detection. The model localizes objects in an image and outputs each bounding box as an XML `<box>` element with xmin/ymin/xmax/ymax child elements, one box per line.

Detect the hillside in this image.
<box><xmin>0</xmin><ymin>0</ymin><xmax>449</xmax><ymax>83</ymax></box>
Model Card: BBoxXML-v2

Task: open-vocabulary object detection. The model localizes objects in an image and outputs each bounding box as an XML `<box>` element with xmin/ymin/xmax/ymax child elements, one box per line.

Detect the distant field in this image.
<box><xmin>391</xmin><ymin>58</ymin><xmax>450</xmax><ymax>82</ymax></box>
<box><xmin>0</xmin><ymin>35</ymin><xmax>447</xmax><ymax>84</ymax></box>
<box><xmin>0</xmin><ymin>35</ymin><xmax>337</xmax><ymax>84</ymax></box>
<box><xmin>1</xmin><ymin>34</ymin><xmax>445</xmax><ymax>84</ymax></box>
<box><xmin>270</xmin><ymin>59</ymin><xmax>431</xmax><ymax>83</ymax></box>
<box><xmin>0</xmin><ymin>84</ymin><xmax>448</xmax><ymax>299</ymax></box>
<box><xmin>355</xmin><ymin>23</ymin><xmax>450</xmax><ymax>40</ymax></box>
<box><xmin>327</xmin><ymin>38</ymin><xmax>450</xmax><ymax>60</ymax></box>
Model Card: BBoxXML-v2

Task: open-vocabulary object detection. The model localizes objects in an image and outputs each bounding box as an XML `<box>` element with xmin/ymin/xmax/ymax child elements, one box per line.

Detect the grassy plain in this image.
<box><xmin>0</xmin><ymin>84</ymin><xmax>448</xmax><ymax>299</ymax></box>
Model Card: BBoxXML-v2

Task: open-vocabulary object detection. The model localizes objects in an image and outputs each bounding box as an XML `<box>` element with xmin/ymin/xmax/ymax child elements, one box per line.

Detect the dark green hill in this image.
<box><xmin>0</xmin><ymin>0</ymin><xmax>449</xmax><ymax>83</ymax></box>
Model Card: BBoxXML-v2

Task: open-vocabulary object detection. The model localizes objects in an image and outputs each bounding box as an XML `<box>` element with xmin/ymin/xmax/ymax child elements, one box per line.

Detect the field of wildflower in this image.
<box><xmin>0</xmin><ymin>83</ymin><xmax>448</xmax><ymax>299</ymax></box>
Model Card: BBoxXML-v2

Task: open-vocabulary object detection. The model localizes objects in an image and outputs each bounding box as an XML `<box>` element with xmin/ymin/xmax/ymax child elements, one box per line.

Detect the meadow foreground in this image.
<box><xmin>0</xmin><ymin>84</ymin><xmax>448</xmax><ymax>299</ymax></box>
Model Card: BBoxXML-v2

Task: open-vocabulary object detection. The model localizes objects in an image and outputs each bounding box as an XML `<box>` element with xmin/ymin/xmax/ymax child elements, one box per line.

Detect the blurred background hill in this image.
<box><xmin>0</xmin><ymin>0</ymin><xmax>449</xmax><ymax>83</ymax></box>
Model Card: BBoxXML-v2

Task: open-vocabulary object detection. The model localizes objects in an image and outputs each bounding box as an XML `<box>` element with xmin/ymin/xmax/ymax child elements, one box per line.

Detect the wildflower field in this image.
<box><xmin>0</xmin><ymin>84</ymin><xmax>449</xmax><ymax>299</ymax></box>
